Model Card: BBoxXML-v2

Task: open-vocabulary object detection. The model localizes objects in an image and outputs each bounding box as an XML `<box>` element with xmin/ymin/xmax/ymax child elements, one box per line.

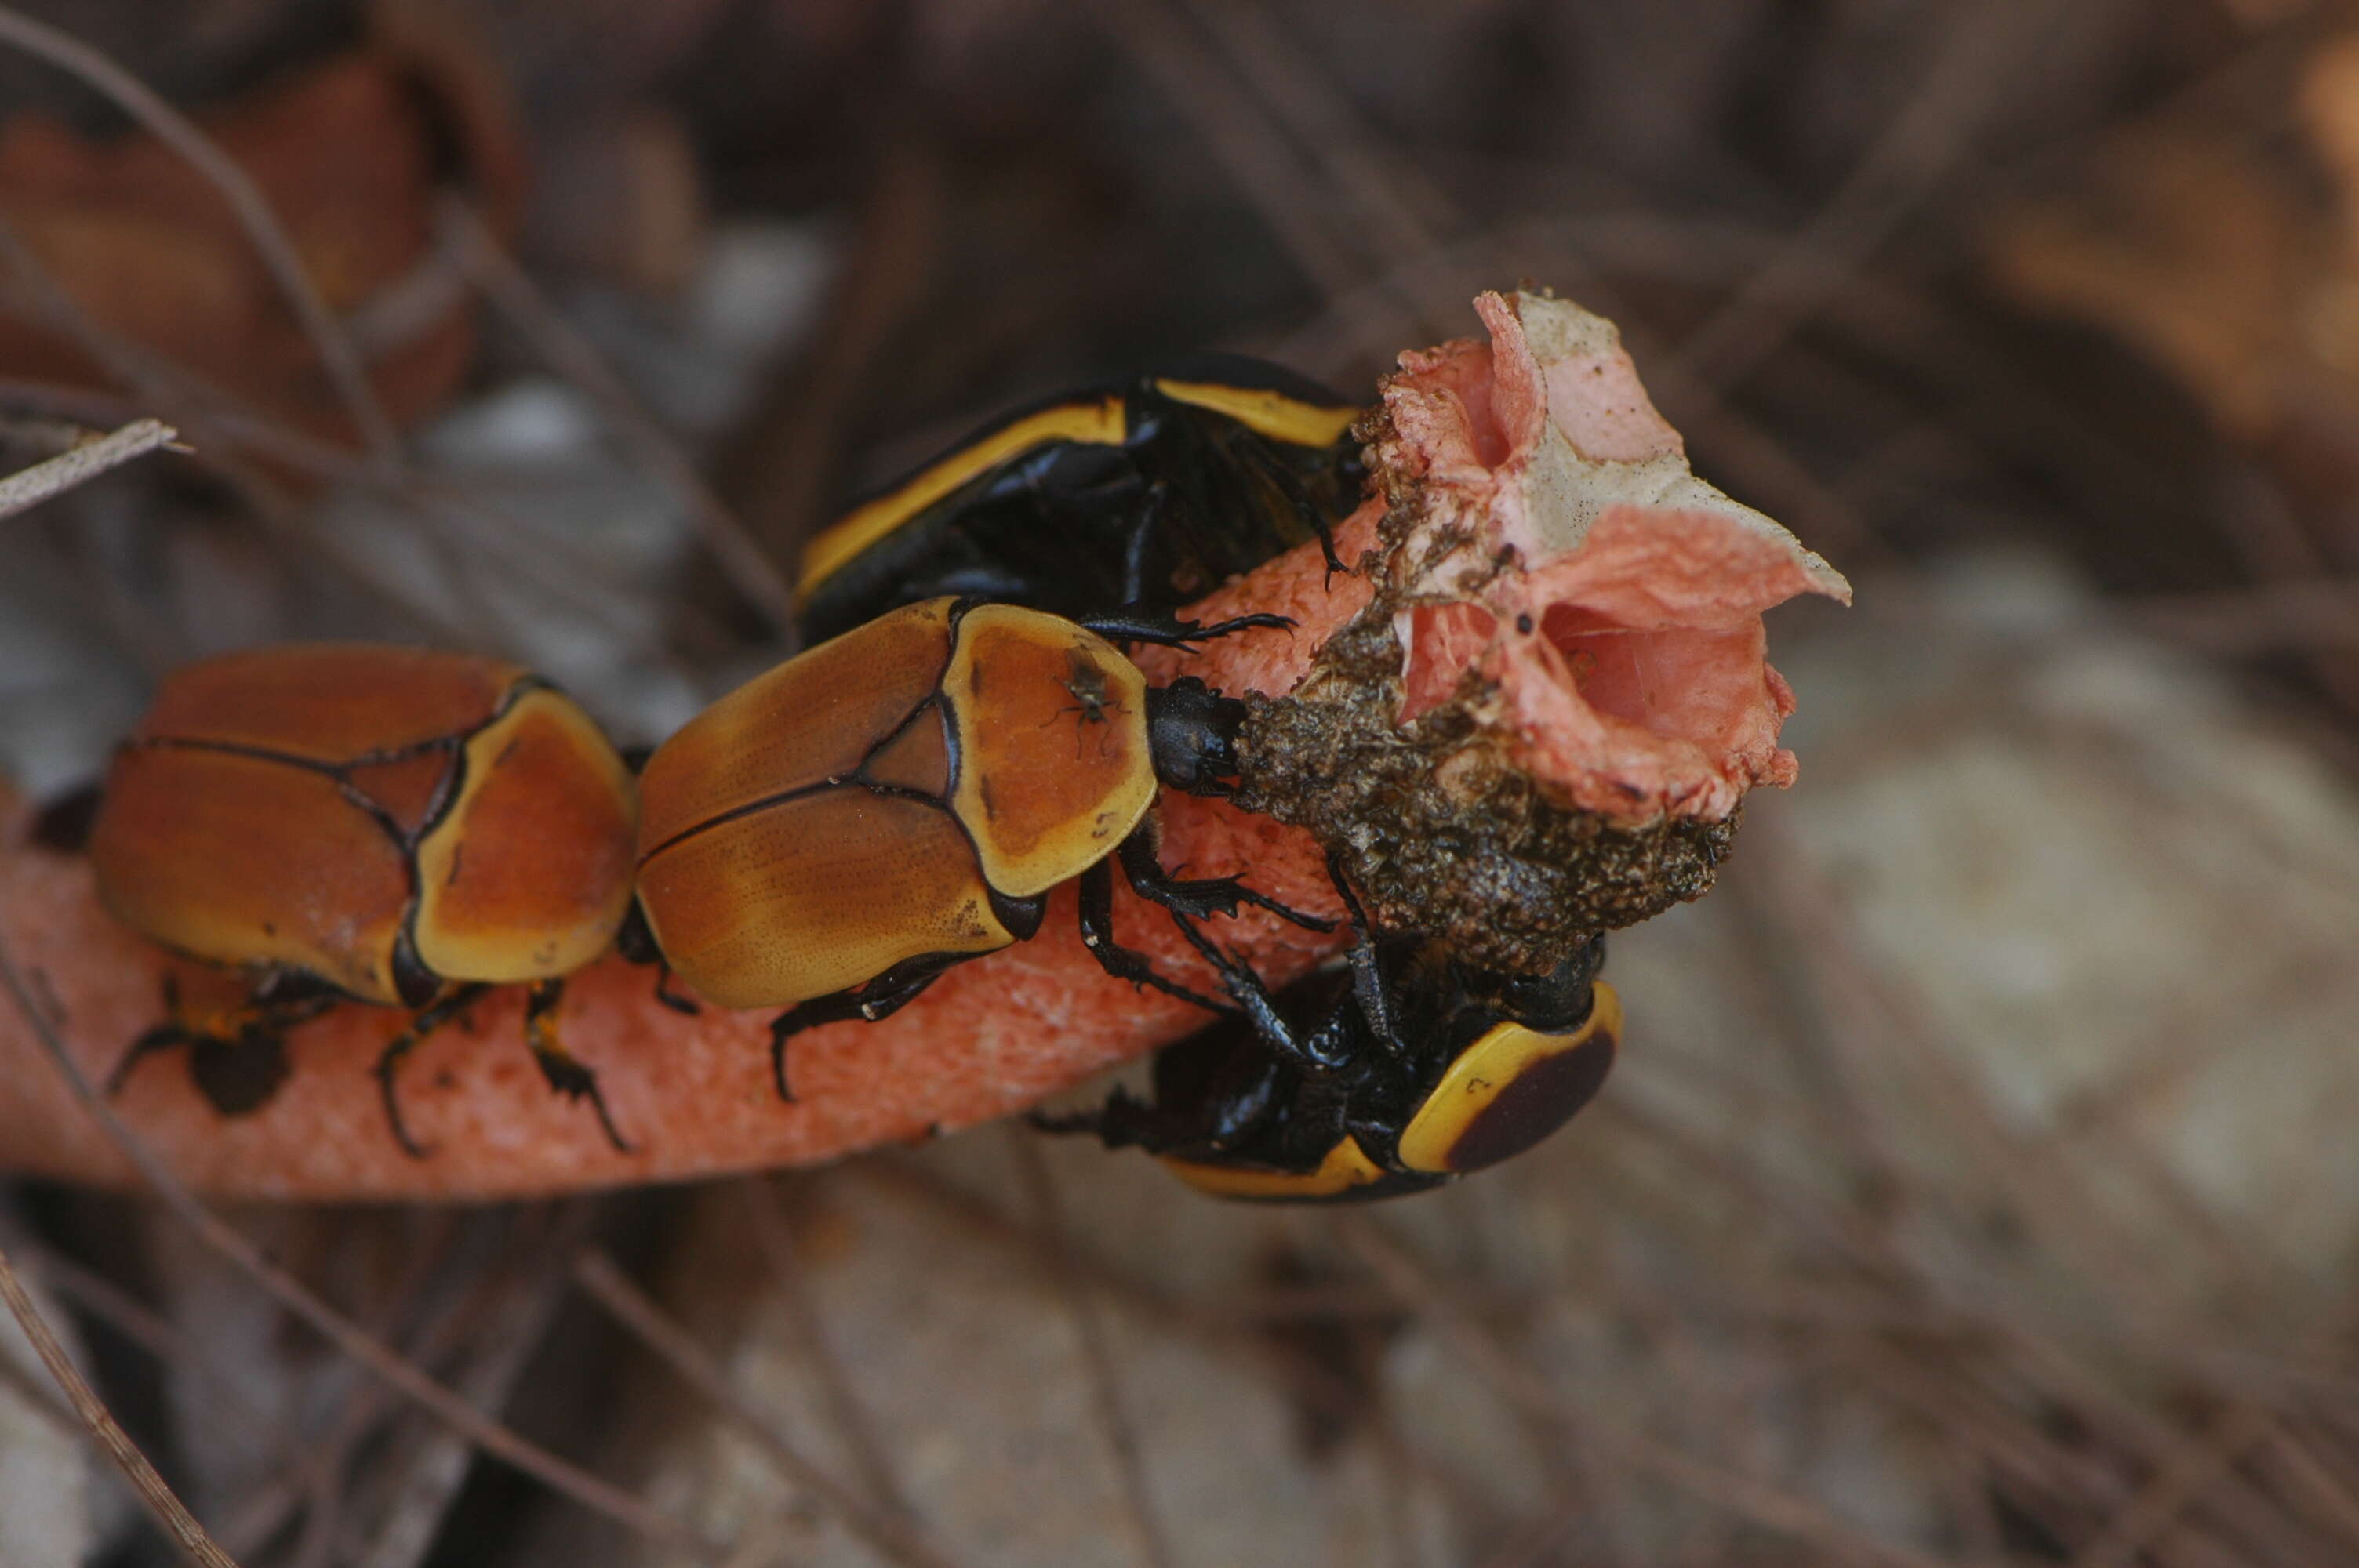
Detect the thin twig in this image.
<box><xmin>0</xmin><ymin>1236</ymin><xmax>241</xmax><ymax>1568</ymax></box>
<box><xmin>0</xmin><ymin>933</ymin><xmax>723</xmax><ymax>1561</ymax></box>
<box><xmin>0</xmin><ymin>5</ymin><xmax>401</xmax><ymax>466</ymax></box>
<box><xmin>569</xmin><ymin>1246</ymin><xmax>965</xmax><ymax>1568</ymax></box>
<box><xmin>0</xmin><ymin>417</ymin><xmax>182</xmax><ymax>521</ymax></box>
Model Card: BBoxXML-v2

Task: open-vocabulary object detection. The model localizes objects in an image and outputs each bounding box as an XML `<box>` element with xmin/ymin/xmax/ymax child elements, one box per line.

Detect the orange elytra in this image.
<box><xmin>86</xmin><ymin>642</ymin><xmax>642</xmax><ymax>1153</ymax></box>
<box><xmin>634</xmin><ymin>596</ymin><xmax>1320</xmax><ymax>1098</ymax></box>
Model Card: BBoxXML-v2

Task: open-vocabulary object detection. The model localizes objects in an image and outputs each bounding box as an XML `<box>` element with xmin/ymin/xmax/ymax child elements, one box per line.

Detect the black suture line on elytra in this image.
<box><xmin>850</xmin><ymin>695</ymin><xmax>953</xmax><ymax>800</ymax></box>
<box><xmin>639</xmin><ymin>776</ymin><xmax>959</xmax><ymax>865</ymax></box>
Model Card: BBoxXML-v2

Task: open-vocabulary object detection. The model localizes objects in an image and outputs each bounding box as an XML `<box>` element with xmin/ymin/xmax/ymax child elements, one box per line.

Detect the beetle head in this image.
<box><xmin>1143</xmin><ymin>677</ymin><xmax>1247</xmax><ymax>796</ymax></box>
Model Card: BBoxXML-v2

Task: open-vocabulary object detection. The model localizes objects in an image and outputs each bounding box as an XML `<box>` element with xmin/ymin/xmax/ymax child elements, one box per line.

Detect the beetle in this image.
<box><xmin>1039</xmin><ymin>933</ymin><xmax>1618</xmax><ymax>1202</ymax></box>
<box><xmin>86</xmin><ymin>643</ymin><xmax>642</xmax><ymax>1155</ymax></box>
<box><xmin>798</xmin><ymin>354</ymin><xmax>1367</xmax><ymax>643</ymax></box>
<box><xmin>634</xmin><ymin>595</ymin><xmax>1324</xmax><ymax>1097</ymax></box>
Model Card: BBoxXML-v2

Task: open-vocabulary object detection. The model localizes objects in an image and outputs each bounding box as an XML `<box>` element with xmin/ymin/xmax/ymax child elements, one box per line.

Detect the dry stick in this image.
<box><xmin>0</xmin><ymin>5</ymin><xmax>400</xmax><ymax>468</ymax></box>
<box><xmin>6</xmin><ymin>1229</ymin><xmax>348</xmax><ymax>1550</ymax></box>
<box><xmin>744</xmin><ymin>1178</ymin><xmax>918</xmax><ymax>1525</ymax></box>
<box><xmin>569</xmin><ymin>1247</ymin><xmax>965</xmax><ymax>1568</ymax></box>
<box><xmin>0</xmin><ymin>938</ymin><xmax>723</xmax><ymax>1562</ymax></box>
<box><xmin>1334</xmin><ymin>1215</ymin><xmax>1957</xmax><ymax>1568</ymax></box>
<box><xmin>0</xmin><ymin>1237</ymin><xmax>242</xmax><ymax>1568</ymax></box>
<box><xmin>0</xmin><ymin>418</ymin><xmax>182</xmax><ymax>521</ymax></box>
<box><xmin>439</xmin><ymin>199</ymin><xmax>800</xmax><ymax>641</ymax></box>
<box><xmin>0</xmin><ymin>1323</ymin><xmax>84</xmax><ymax>1439</ymax></box>
<box><xmin>1007</xmin><ymin>1130</ymin><xmax>1177</xmax><ymax>1568</ymax></box>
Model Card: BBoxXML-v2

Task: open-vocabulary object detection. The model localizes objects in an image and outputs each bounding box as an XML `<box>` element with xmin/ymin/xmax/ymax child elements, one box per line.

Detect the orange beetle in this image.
<box><xmin>88</xmin><ymin>643</ymin><xmax>642</xmax><ymax>1152</ymax></box>
<box><xmin>634</xmin><ymin>596</ymin><xmax>1319</xmax><ymax>1094</ymax></box>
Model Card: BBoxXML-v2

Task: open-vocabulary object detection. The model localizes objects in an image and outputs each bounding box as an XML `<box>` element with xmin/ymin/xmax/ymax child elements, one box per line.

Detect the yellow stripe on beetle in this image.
<box><xmin>798</xmin><ymin>397</ymin><xmax>1129</xmax><ymax>601</ymax></box>
<box><xmin>1396</xmin><ymin>984</ymin><xmax>1623</xmax><ymax>1175</ymax></box>
<box><xmin>1150</xmin><ymin>378</ymin><xmax>1360</xmax><ymax>448</ymax></box>
<box><xmin>1161</xmin><ymin>1134</ymin><xmax>1388</xmax><ymax>1201</ymax></box>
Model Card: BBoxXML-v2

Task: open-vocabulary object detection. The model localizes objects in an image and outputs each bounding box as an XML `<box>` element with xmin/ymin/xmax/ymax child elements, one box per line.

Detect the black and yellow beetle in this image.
<box><xmin>634</xmin><ymin>595</ymin><xmax>1325</xmax><ymax>1095</ymax></box>
<box><xmin>798</xmin><ymin>354</ymin><xmax>1367</xmax><ymax>643</ymax></box>
<box><xmin>85</xmin><ymin>643</ymin><xmax>645</xmax><ymax>1153</ymax></box>
<box><xmin>1040</xmin><ymin>933</ymin><xmax>1618</xmax><ymax>1201</ymax></box>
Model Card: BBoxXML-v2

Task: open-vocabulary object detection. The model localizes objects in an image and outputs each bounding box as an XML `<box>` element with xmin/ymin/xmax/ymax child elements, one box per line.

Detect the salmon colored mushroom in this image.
<box><xmin>0</xmin><ymin>289</ymin><xmax>1848</xmax><ymax>1200</ymax></box>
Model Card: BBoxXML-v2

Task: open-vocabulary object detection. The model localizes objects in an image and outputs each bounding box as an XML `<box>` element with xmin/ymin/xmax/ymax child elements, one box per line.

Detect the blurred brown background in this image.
<box><xmin>7</xmin><ymin>1</ymin><xmax>2359</xmax><ymax>1564</ymax></box>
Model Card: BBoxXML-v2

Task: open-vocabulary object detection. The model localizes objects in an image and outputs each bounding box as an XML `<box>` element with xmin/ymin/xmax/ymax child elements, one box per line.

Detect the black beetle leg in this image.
<box><xmin>1074</xmin><ymin>608</ymin><xmax>1296</xmax><ymax>649</ymax></box>
<box><xmin>618</xmin><ymin>904</ymin><xmax>701</xmax><ymax>1016</ymax></box>
<box><xmin>372</xmin><ymin>983</ymin><xmax>489</xmax><ymax>1159</ymax></box>
<box><xmin>107</xmin><ymin>973</ymin><xmax>188</xmax><ymax>1094</ymax></box>
<box><xmin>1166</xmin><ymin>913</ymin><xmax>1352</xmax><ymax>1072</ymax></box>
<box><xmin>107</xmin><ymin>1022</ymin><xmax>189</xmax><ymax>1096</ymax></box>
<box><xmin>1324</xmin><ymin>849</ymin><xmax>1402</xmax><ymax>1053</ymax></box>
<box><xmin>1118</xmin><ymin>480</ymin><xmax>1171</xmax><ymax>608</ymax></box>
<box><xmin>1031</xmin><ymin>1084</ymin><xmax>1174</xmax><ymax>1149</ymax></box>
<box><xmin>652</xmin><ymin>964</ymin><xmax>700</xmax><ymax>1017</ymax></box>
<box><xmin>523</xmin><ymin>979</ymin><xmax>631</xmax><ymax>1152</ymax></box>
<box><xmin>1076</xmin><ymin>859</ymin><xmax>1237</xmax><ymax>1016</ymax></box>
<box><xmin>1030</xmin><ymin>1077</ymin><xmax>1249</xmax><ymax>1152</ymax></box>
<box><xmin>1241</xmin><ymin>434</ymin><xmax>1346</xmax><ymax>581</ymax></box>
<box><xmin>765</xmin><ymin>953</ymin><xmax>965</xmax><ymax>1102</ymax></box>
<box><xmin>1116</xmin><ymin>829</ymin><xmax>1334</xmax><ymax>934</ymax></box>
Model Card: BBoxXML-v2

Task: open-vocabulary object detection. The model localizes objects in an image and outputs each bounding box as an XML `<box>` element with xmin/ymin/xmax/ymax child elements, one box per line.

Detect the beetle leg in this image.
<box><xmin>106</xmin><ymin>1022</ymin><xmax>190</xmax><ymax>1096</ymax></box>
<box><xmin>1074</xmin><ymin>608</ymin><xmax>1296</xmax><ymax>649</ymax></box>
<box><xmin>1030</xmin><ymin>1085</ymin><xmax>1197</xmax><ymax>1152</ymax></box>
<box><xmin>372</xmin><ymin>984</ymin><xmax>489</xmax><ymax>1159</ymax></box>
<box><xmin>1240</xmin><ymin>433</ymin><xmax>1347</xmax><ymax>581</ymax></box>
<box><xmin>618</xmin><ymin>902</ymin><xmax>702</xmax><ymax>1016</ymax></box>
<box><xmin>1115</xmin><ymin>828</ymin><xmax>1335</xmax><ymax>932</ymax></box>
<box><xmin>1166</xmin><ymin>913</ymin><xmax>1354</xmax><ymax>1072</ymax></box>
<box><xmin>765</xmin><ymin>953</ymin><xmax>965</xmax><ymax>1101</ymax></box>
<box><xmin>1118</xmin><ymin>481</ymin><xmax>1170</xmax><ymax>608</ymax></box>
<box><xmin>523</xmin><ymin>979</ymin><xmax>631</xmax><ymax>1152</ymax></box>
<box><xmin>1076</xmin><ymin>859</ymin><xmax>1237</xmax><ymax>1015</ymax></box>
<box><xmin>652</xmin><ymin>964</ymin><xmax>701</xmax><ymax>1017</ymax></box>
<box><xmin>1325</xmin><ymin>849</ymin><xmax>1404</xmax><ymax>1054</ymax></box>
